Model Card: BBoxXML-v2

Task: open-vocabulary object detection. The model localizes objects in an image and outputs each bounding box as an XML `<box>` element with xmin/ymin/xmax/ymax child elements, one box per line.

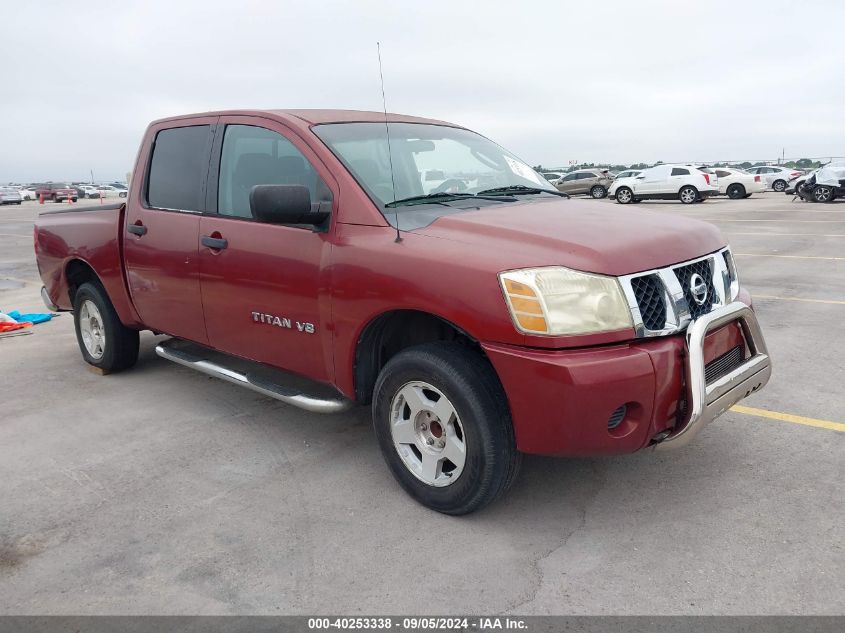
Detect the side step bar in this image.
<box><xmin>155</xmin><ymin>339</ymin><xmax>353</xmax><ymax>414</ymax></box>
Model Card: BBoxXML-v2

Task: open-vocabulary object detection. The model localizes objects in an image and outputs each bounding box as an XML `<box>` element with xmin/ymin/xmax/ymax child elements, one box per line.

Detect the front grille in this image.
<box><xmin>630</xmin><ymin>274</ymin><xmax>667</xmax><ymax>331</ymax></box>
<box><xmin>674</xmin><ymin>258</ymin><xmax>716</xmax><ymax>320</ymax></box>
<box><xmin>704</xmin><ymin>345</ymin><xmax>744</xmax><ymax>383</ymax></box>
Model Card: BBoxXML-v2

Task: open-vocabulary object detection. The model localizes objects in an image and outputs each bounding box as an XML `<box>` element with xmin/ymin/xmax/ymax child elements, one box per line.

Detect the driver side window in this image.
<box><xmin>218</xmin><ymin>125</ymin><xmax>332</xmax><ymax>219</ymax></box>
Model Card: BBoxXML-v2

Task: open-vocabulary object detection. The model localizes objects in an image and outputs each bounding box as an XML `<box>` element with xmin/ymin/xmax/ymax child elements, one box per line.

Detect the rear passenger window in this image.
<box><xmin>217</xmin><ymin>125</ymin><xmax>332</xmax><ymax>219</ymax></box>
<box><xmin>147</xmin><ymin>125</ymin><xmax>211</xmax><ymax>212</ymax></box>
<box><xmin>716</xmin><ymin>170</ymin><xmax>731</xmax><ymax>178</ymax></box>
<box><xmin>671</xmin><ymin>168</ymin><xmax>690</xmax><ymax>176</ymax></box>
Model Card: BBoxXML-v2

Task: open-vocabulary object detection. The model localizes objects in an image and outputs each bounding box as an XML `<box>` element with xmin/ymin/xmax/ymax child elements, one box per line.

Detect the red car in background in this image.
<box><xmin>34</xmin><ymin>183</ymin><xmax>78</xmax><ymax>203</ymax></box>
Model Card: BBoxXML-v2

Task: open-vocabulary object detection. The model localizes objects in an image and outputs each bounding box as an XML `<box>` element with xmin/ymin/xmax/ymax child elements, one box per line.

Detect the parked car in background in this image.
<box><xmin>712</xmin><ymin>168</ymin><xmax>766</xmax><ymax>199</ymax></box>
<box><xmin>0</xmin><ymin>187</ymin><xmax>23</xmax><ymax>205</ymax></box>
<box><xmin>796</xmin><ymin>161</ymin><xmax>845</xmax><ymax>203</ymax></box>
<box><xmin>745</xmin><ymin>166</ymin><xmax>802</xmax><ymax>192</ymax></box>
<box><xmin>555</xmin><ymin>169</ymin><xmax>612</xmax><ymax>198</ymax></box>
<box><xmin>609</xmin><ymin>164</ymin><xmax>718</xmax><ymax>204</ymax></box>
<box><xmin>90</xmin><ymin>185</ymin><xmax>123</xmax><ymax>198</ymax></box>
<box><xmin>615</xmin><ymin>169</ymin><xmax>642</xmax><ymax>180</ymax></box>
<box><xmin>34</xmin><ymin>183</ymin><xmax>78</xmax><ymax>203</ymax></box>
<box><xmin>72</xmin><ymin>184</ymin><xmax>91</xmax><ymax>199</ymax></box>
<box><xmin>109</xmin><ymin>182</ymin><xmax>129</xmax><ymax>197</ymax></box>
<box><xmin>17</xmin><ymin>186</ymin><xmax>36</xmax><ymax>201</ymax></box>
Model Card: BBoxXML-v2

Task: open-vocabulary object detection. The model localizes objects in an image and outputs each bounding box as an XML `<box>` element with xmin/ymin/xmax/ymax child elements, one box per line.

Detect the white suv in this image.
<box><xmin>609</xmin><ymin>164</ymin><xmax>719</xmax><ymax>205</ymax></box>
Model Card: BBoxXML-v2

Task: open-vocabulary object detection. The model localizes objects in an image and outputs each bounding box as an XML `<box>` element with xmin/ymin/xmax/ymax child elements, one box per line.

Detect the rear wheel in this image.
<box><xmin>772</xmin><ymin>179</ymin><xmax>787</xmax><ymax>192</ymax></box>
<box><xmin>615</xmin><ymin>187</ymin><xmax>633</xmax><ymax>204</ymax></box>
<box><xmin>590</xmin><ymin>185</ymin><xmax>607</xmax><ymax>199</ymax></box>
<box><xmin>813</xmin><ymin>186</ymin><xmax>833</xmax><ymax>203</ymax></box>
<box><xmin>372</xmin><ymin>342</ymin><xmax>520</xmax><ymax>515</ymax></box>
<box><xmin>73</xmin><ymin>282</ymin><xmax>139</xmax><ymax>373</ymax></box>
<box><xmin>679</xmin><ymin>186</ymin><xmax>698</xmax><ymax>204</ymax></box>
<box><xmin>727</xmin><ymin>183</ymin><xmax>746</xmax><ymax>199</ymax></box>
<box><xmin>51</xmin><ymin>194</ymin><xmax>58</xmax><ymax>203</ymax></box>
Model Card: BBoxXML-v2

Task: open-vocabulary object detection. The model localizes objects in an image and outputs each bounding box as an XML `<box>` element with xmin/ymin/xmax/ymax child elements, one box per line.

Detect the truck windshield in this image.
<box><xmin>312</xmin><ymin>122</ymin><xmax>556</xmax><ymax>211</ymax></box>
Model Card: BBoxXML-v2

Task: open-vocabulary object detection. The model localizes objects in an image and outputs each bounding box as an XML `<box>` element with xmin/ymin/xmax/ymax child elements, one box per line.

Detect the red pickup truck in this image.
<box><xmin>34</xmin><ymin>109</ymin><xmax>772</xmax><ymax>514</ymax></box>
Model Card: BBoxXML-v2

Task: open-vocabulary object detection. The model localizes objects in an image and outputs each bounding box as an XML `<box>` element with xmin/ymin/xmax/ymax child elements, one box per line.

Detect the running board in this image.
<box><xmin>155</xmin><ymin>339</ymin><xmax>353</xmax><ymax>414</ymax></box>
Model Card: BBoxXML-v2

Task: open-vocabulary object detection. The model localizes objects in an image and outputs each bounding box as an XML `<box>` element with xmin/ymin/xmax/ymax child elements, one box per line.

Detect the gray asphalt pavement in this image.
<box><xmin>1</xmin><ymin>194</ymin><xmax>842</xmax><ymax>615</ymax></box>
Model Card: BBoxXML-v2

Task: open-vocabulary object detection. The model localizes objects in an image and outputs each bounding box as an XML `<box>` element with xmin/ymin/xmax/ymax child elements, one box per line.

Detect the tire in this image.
<box><xmin>73</xmin><ymin>282</ymin><xmax>139</xmax><ymax>373</ymax></box>
<box><xmin>372</xmin><ymin>342</ymin><xmax>521</xmax><ymax>515</ymax></box>
<box><xmin>615</xmin><ymin>187</ymin><xmax>633</xmax><ymax>204</ymax></box>
<box><xmin>679</xmin><ymin>186</ymin><xmax>698</xmax><ymax>204</ymax></box>
<box><xmin>590</xmin><ymin>185</ymin><xmax>607</xmax><ymax>199</ymax></box>
<box><xmin>772</xmin><ymin>179</ymin><xmax>787</xmax><ymax>192</ymax></box>
<box><xmin>813</xmin><ymin>186</ymin><xmax>833</xmax><ymax>203</ymax></box>
<box><xmin>51</xmin><ymin>194</ymin><xmax>58</xmax><ymax>203</ymax></box>
<box><xmin>727</xmin><ymin>183</ymin><xmax>746</xmax><ymax>199</ymax></box>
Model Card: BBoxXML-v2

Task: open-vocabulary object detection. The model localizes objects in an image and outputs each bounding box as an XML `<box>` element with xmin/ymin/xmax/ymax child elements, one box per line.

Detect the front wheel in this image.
<box><xmin>590</xmin><ymin>185</ymin><xmax>607</xmax><ymax>199</ymax></box>
<box><xmin>73</xmin><ymin>282</ymin><xmax>139</xmax><ymax>373</ymax></box>
<box><xmin>615</xmin><ymin>187</ymin><xmax>633</xmax><ymax>204</ymax></box>
<box><xmin>679</xmin><ymin>186</ymin><xmax>698</xmax><ymax>204</ymax></box>
<box><xmin>772</xmin><ymin>179</ymin><xmax>787</xmax><ymax>192</ymax></box>
<box><xmin>813</xmin><ymin>186</ymin><xmax>833</xmax><ymax>203</ymax></box>
<box><xmin>372</xmin><ymin>342</ymin><xmax>520</xmax><ymax>515</ymax></box>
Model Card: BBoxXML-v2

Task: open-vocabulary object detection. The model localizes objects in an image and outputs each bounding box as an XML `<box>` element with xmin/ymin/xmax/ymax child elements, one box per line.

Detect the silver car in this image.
<box><xmin>614</xmin><ymin>170</ymin><xmax>642</xmax><ymax>180</ymax></box>
<box><xmin>745</xmin><ymin>166</ymin><xmax>803</xmax><ymax>192</ymax></box>
<box><xmin>555</xmin><ymin>169</ymin><xmax>613</xmax><ymax>198</ymax></box>
<box><xmin>0</xmin><ymin>187</ymin><xmax>23</xmax><ymax>205</ymax></box>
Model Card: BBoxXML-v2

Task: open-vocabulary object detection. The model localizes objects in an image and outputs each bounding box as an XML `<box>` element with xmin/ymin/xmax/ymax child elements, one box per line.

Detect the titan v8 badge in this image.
<box><xmin>251</xmin><ymin>312</ymin><xmax>315</xmax><ymax>334</ymax></box>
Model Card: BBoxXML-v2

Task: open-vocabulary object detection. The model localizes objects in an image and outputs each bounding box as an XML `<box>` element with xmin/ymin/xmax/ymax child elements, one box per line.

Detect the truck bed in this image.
<box><xmin>34</xmin><ymin>201</ymin><xmax>141</xmax><ymax>327</ymax></box>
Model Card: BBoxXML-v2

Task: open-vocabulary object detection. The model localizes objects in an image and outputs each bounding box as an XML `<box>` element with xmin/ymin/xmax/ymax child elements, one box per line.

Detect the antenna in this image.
<box><xmin>377</xmin><ymin>41</ymin><xmax>401</xmax><ymax>243</ymax></box>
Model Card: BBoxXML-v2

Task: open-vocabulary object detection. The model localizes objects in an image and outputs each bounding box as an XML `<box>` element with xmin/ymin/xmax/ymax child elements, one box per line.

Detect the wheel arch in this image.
<box><xmin>352</xmin><ymin>309</ymin><xmax>483</xmax><ymax>404</ymax></box>
<box><xmin>65</xmin><ymin>257</ymin><xmax>106</xmax><ymax>306</ymax></box>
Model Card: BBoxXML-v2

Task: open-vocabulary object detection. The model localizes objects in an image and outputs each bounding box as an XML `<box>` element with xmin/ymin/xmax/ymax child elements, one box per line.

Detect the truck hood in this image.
<box><xmin>413</xmin><ymin>197</ymin><xmax>726</xmax><ymax>277</ymax></box>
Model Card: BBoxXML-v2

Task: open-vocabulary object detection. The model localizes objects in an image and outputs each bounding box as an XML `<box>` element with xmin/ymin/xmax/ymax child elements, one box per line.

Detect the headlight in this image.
<box><xmin>499</xmin><ymin>267</ymin><xmax>633</xmax><ymax>336</ymax></box>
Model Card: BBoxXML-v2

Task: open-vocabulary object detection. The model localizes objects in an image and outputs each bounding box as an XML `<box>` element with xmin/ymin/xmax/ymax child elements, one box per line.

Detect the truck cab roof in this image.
<box><xmin>151</xmin><ymin>109</ymin><xmax>463</xmax><ymax>129</ymax></box>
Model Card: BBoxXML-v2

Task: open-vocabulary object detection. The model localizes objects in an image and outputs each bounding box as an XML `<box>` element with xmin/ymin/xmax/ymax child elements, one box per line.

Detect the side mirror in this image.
<box><xmin>249</xmin><ymin>185</ymin><xmax>330</xmax><ymax>227</ymax></box>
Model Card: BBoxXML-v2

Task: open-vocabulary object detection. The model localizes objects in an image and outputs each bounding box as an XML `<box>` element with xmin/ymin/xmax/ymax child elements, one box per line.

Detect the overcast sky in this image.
<box><xmin>2</xmin><ymin>0</ymin><xmax>843</xmax><ymax>182</ymax></box>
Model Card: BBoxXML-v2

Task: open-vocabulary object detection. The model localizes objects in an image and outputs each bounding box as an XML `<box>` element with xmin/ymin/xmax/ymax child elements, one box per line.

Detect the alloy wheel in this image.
<box><xmin>389</xmin><ymin>381</ymin><xmax>466</xmax><ymax>487</ymax></box>
<box><xmin>79</xmin><ymin>299</ymin><xmax>106</xmax><ymax>359</ymax></box>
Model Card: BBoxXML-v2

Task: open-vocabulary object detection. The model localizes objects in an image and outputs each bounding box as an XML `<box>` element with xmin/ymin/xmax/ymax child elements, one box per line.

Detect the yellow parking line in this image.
<box><xmin>753</xmin><ymin>294</ymin><xmax>845</xmax><ymax>305</ymax></box>
<box><xmin>734</xmin><ymin>253</ymin><xmax>845</xmax><ymax>261</ymax></box>
<box><xmin>731</xmin><ymin>405</ymin><xmax>845</xmax><ymax>433</ymax></box>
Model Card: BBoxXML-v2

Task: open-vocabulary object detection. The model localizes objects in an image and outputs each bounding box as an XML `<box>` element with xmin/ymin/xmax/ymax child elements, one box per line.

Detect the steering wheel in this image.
<box><xmin>431</xmin><ymin>178</ymin><xmax>468</xmax><ymax>194</ymax></box>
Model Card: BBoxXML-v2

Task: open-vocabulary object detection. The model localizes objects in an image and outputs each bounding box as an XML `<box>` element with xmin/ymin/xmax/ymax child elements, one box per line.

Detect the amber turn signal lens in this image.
<box><xmin>515</xmin><ymin>314</ymin><xmax>548</xmax><ymax>332</ymax></box>
<box><xmin>503</xmin><ymin>278</ymin><xmax>535</xmax><ymax>297</ymax></box>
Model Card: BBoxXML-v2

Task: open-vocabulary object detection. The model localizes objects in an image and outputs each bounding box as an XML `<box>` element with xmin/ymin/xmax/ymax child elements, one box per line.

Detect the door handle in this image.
<box><xmin>201</xmin><ymin>235</ymin><xmax>228</xmax><ymax>250</ymax></box>
<box><xmin>127</xmin><ymin>222</ymin><xmax>147</xmax><ymax>236</ymax></box>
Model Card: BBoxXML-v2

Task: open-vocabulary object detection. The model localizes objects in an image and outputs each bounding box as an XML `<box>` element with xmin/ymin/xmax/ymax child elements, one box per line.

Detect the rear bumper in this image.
<box><xmin>41</xmin><ymin>286</ymin><xmax>59</xmax><ymax>312</ymax></box>
<box><xmin>482</xmin><ymin>300</ymin><xmax>771</xmax><ymax>457</ymax></box>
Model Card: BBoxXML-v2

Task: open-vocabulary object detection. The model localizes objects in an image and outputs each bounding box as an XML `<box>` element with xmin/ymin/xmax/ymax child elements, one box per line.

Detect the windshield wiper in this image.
<box><xmin>384</xmin><ymin>192</ymin><xmax>515</xmax><ymax>208</ymax></box>
<box><xmin>476</xmin><ymin>185</ymin><xmax>570</xmax><ymax>198</ymax></box>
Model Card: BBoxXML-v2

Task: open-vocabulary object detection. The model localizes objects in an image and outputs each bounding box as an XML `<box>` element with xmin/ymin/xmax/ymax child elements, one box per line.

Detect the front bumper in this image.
<box><xmin>654</xmin><ymin>301</ymin><xmax>771</xmax><ymax>450</ymax></box>
<box><xmin>482</xmin><ymin>301</ymin><xmax>771</xmax><ymax>456</ymax></box>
